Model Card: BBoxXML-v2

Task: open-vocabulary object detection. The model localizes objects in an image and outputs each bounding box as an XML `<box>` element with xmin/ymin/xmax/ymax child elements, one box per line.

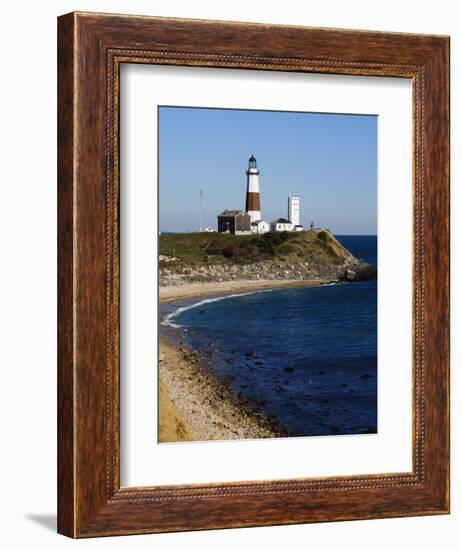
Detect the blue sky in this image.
<box><xmin>159</xmin><ymin>106</ymin><xmax>377</xmax><ymax>235</ymax></box>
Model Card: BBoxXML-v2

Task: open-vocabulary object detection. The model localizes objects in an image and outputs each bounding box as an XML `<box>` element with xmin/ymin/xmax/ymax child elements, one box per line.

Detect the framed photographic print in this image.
<box><xmin>58</xmin><ymin>12</ymin><xmax>450</xmax><ymax>537</ymax></box>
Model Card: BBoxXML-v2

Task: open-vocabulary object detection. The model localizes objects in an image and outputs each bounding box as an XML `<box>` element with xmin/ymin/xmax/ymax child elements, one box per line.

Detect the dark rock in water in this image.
<box><xmin>275</xmin><ymin>385</ymin><xmax>283</xmax><ymax>393</ymax></box>
<box><xmin>244</xmin><ymin>351</ymin><xmax>254</xmax><ymax>358</ymax></box>
<box><xmin>199</xmin><ymin>309</ymin><xmax>206</xmax><ymax>314</ymax></box>
<box><xmin>224</xmin><ymin>357</ymin><xmax>234</xmax><ymax>364</ymax></box>
<box><xmin>230</xmin><ymin>350</ymin><xmax>236</xmax><ymax>354</ymax></box>
<box><xmin>283</xmin><ymin>367</ymin><xmax>295</xmax><ymax>373</ymax></box>
<box><xmin>360</xmin><ymin>373</ymin><xmax>373</xmax><ymax>379</ymax></box>
<box><xmin>318</xmin><ymin>370</ymin><xmax>325</xmax><ymax>375</ymax></box>
<box><xmin>341</xmin><ymin>262</ymin><xmax>377</xmax><ymax>282</ymax></box>
<box><xmin>329</xmin><ymin>425</ymin><xmax>341</xmax><ymax>433</ymax></box>
<box><xmin>254</xmin><ymin>360</ymin><xmax>263</xmax><ymax>365</ymax></box>
<box><xmin>341</xmin><ymin>383</ymin><xmax>348</xmax><ymax>387</ymax></box>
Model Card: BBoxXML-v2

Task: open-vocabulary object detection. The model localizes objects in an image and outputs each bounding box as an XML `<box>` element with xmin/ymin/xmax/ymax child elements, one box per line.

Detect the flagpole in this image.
<box><xmin>199</xmin><ymin>190</ymin><xmax>203</xmax><ymax>232</ymax></box>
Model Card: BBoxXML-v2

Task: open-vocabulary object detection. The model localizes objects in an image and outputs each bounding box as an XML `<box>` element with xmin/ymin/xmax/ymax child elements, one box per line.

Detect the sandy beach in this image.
<box><xmin>158</xmin><ymin>278</ymin><xmax>328</xmax><ymax>443</ymax></box>
<box><xmin>159</xmin><ymin>278</ymin><xmax>330</xmax><ymax>304</ymax></box>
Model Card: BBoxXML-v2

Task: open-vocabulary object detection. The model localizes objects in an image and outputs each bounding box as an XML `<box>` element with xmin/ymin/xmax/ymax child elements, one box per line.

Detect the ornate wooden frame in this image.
<box><xmin>57</xmin><ymin>12</ymin><xmax>450</xmax><ymax>538</ymax></box>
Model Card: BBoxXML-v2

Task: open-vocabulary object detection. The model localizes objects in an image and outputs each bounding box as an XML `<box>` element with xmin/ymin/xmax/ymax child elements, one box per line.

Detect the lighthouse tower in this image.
<box><xmin>245</xmin><ymin>154</ymin><xmax>261</xmax><ymax>222</ymax></box>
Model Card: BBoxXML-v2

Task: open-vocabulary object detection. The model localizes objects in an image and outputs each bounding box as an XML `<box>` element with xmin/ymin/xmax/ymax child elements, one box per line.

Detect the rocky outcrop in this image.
<box><xmin>160</xmin><ymin>256</ymin><xmax>376</xmax><ymax>287</ymax></box>
<box><xmin>341</xmin><ymin>262</ymin><xmax>377</xmax><ymax>282</ymax></box>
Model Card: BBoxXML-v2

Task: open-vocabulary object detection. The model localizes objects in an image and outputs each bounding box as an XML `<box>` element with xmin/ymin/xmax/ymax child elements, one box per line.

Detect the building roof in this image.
<box><xmin>218</xmin><ymin>209</ymin><xmax>248</xmax><ymax>217</ymax></box>
<box><xmin>272</xmin><ymin>217</ymin><xmax>292</xmax><ymax>224</ymax></box>
<box><xmin>251</xmin><ymin>220</ymin><xmax>265</xmax><ymax>225</ymax></box>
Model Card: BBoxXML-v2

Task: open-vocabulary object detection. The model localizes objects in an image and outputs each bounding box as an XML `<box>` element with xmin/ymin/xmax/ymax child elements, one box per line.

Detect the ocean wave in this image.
<box><xmin>161</xmin><ymin>290</ymin><xmax>272</xmax><ymax>328</ymax></box>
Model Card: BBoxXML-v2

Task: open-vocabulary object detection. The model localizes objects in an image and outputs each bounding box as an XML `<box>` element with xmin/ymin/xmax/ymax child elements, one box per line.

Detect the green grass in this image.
<box><xmin>159</xmin><ymin>229</ymin><xmax>353</xmax><ymax>267</ymax></box>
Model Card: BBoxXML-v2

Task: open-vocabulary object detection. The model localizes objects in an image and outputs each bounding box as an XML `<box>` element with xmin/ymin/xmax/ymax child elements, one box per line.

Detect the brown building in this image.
<box><xmin>217</xmin><ymin>210</ymin><xmax>252</xmax><ymax>235</ymax></box>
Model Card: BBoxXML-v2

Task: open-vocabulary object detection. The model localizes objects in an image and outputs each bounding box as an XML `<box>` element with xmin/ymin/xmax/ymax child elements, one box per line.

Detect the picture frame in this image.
<box><xmin>57</xmin><ymin>11</ymin><xmax>450</xmax><ymax>537</ymax></box>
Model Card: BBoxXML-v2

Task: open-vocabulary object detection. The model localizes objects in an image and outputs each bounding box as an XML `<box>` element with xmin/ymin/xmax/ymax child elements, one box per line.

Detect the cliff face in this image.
<box><xmin>159</xmin><ymin>230</ymin><xmax>376</xmax><ymax>287</ymax></box>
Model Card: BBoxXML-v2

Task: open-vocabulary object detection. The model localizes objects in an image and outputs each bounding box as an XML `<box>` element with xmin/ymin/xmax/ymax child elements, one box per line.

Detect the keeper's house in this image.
<box><xmin>217</xmin><ymin>210</ymin><xmax>252</xmax><ymax>235</ymax></box>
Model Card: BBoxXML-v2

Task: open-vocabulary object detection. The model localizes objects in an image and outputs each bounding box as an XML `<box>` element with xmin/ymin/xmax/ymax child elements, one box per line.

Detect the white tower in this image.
<box><xmin>245</xmin><ymin>155</ymin><xmax>261</xmax><ymax>223</ymax></box>
<box><xmin>288</xmin><ymin>194</ymin><xmax>300</xmax><ymax>226</ymax></box>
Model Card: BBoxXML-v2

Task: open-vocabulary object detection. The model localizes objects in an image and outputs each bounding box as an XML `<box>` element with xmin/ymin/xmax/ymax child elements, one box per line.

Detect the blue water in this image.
<box><xmin>161</xmin><ymin>236</ymin><xmax>377</xmax><ymax>438</ymax></box>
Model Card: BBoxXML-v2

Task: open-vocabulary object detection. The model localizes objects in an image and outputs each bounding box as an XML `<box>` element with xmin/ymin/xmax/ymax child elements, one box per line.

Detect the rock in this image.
<box><xmin>283</xmin><ymin>367</ymin><xmax>295</xmax><ymax>373</ymax></box>
<box><xmin>343</xmin><ymin>263</ymin><xmax>377</xmax><ymax>282</ymax></box>
<box><xmin>360</xmin><ymin>373</ymin><xmax>372</xmax><ymax>379</ymax></box>
<box><xmin>244</xmin><ymin>351</ymin><xmax>254</xmax><ymax>358</ymax></box>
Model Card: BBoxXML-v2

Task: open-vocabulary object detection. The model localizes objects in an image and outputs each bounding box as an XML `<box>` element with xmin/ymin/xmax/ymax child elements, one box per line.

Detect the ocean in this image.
<box><xmin>160</xmin><ymin>235</ymin><xmax>377</xmax><ymax>438</ymax></box>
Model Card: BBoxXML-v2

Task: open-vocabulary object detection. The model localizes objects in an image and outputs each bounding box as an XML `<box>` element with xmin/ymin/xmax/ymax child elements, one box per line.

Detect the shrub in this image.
<box><xmin>222</xmin><ymin>244</ymin><xmax>241</xmax><ymax>258</ymax></box>
<box><xmin>205</xmin><ymin>240</ymin><xmax>225</xmax><ymax>255</ymax></box>
<box><xmin>316</xmin><ymin>231</ymin><xmax>330</xmax><ymax>243</ymax></box>
<box><xmin>278</xmin><ymin>244</ymin><xmax>297</xmax><ymax>255</ymax></box>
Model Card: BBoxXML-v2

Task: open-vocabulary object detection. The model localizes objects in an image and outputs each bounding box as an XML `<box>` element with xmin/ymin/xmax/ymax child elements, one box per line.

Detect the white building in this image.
<box><xmin>288</xmin><ymin>194</ymin><xmax>303</xmax><ymax>231</ymax></box>
<box><xmin>270</xmin><ymin>218</ymin><xmax>294</xmax><ymax>232</ymax></box>
<box><xmin>288</xmin><ymin>195</ymin><xmax>299</xmax><ymax>225</ymax></box>
<box><xmin>251</xmin><ymin>220</ymin><xmax>270</xmax><ymax>234</ymax></box>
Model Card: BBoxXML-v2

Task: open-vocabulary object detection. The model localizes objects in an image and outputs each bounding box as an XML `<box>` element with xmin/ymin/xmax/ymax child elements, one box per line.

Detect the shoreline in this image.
<box><xmin>157</xmin><ymin>277</ymin><xmax>334</xmax><ymax>443</ymax></box>
<box><xmin>159</xmin><ymin>336</ymin><xmax>286</xmax><ymax>443</ymax></box>
<box><xmin>159</xmin><ymin>277</ymin><xmax>331</xmax><ymax>304</ymax></box>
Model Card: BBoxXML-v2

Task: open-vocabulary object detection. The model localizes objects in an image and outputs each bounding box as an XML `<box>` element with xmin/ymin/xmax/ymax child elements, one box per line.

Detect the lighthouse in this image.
<box><xmin>245</xmin><ymin>155</ymin><xmax>262</xmax><ymax>223</ymax></box>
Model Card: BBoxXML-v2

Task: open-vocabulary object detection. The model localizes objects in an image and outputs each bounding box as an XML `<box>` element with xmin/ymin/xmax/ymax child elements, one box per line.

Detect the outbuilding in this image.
<box><xmin>250</xmin><ymin>220</ymin><xmax>270</xmax><ymax>234</ymax></box>
<box><xmin>217</xmin><ymin>210</ymin><xmax>252</xmax><ymax>235</ymax></box>
<box><xmin>270</xmin><ymin>217</ymin><xmax>294</xmax><ymax>232</ymax></box>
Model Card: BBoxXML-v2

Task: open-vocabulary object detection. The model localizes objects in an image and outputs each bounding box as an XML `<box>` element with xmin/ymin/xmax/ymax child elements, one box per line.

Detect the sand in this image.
<box><xmin>159</xmin><ymin>278</ymin><xmax>329</xmax><ymax>303</ymax></box>
<box><xmin>158</xmin><ymin>278</ymin><xmax>328</xmax><ymax>443</ymax></box>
